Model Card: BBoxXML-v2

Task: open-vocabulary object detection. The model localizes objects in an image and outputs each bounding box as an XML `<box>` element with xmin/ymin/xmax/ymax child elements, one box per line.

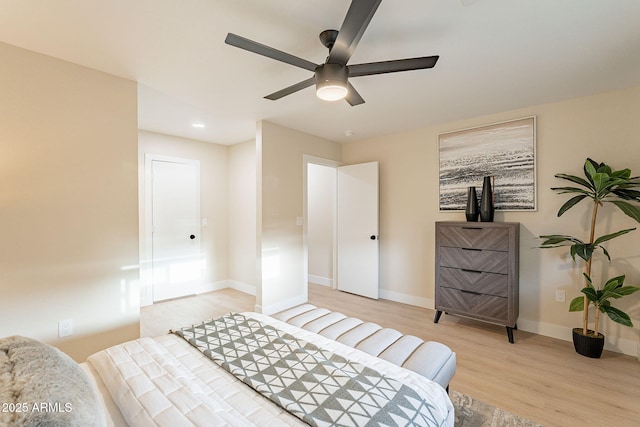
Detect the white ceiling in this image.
<box><xmin>1</xmin><ymin>0</ymin><xmax>639</xmax><ymax>145</ymax></box>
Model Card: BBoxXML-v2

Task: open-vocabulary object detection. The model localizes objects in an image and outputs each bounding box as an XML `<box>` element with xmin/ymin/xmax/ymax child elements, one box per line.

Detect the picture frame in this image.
<box><xmin>438</xmin><ymin>116</ymin><xmax>536</xmax><ymax>211</ymax></box>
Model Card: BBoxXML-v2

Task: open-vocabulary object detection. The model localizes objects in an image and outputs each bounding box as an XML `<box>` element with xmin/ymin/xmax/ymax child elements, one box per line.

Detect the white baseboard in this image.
<box><xmin>140</xmin><ymin>280</ymin><xmax>230</xmax><ymax>306</ymax></box>
<box><xmin>379</xmin><ymin>288</ymin><xmax>434</xmax><ymax>310</ymax></box>
<box><xmin>257</xmin><ymin>293</ymin><xmax>308</xmax><ymax>316</ymax></box>
<box><xmin>143</xmin><ymin>280</ymin><xmax>256</xmax><ymax>305</ymax></box>
<box><xmin>190</xmin><ymin>279</ymin><xmax>257</xmax><ymax>296</ymax></box>
<box><xmin>379</xmin><ymin>290</ymin><xmax>638</xmax><ymax>358</ymax></box>
<box><xmin>194</xmin><ymin>280</ymin><xmax>229</xmax><ymax>294</ymax></box>
<box><xmin>226</xmin><ymin>280</ymin><xmax>257</xmax><ymax>296</ymax></box>
<box><xmin>308</xmin><ymin>275</ymin><xmax>333</xmax><ymax>287</ymax></box>
<box><xmin>517</xmin><ymin>318</ymin><xmax>639</xmax><ymax>358</ymax></box>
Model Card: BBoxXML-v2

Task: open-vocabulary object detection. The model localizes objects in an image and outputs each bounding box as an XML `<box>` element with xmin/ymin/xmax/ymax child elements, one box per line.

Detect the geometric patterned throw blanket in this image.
<box><xmin>174</xmin><ymin>313</ymin><xmax>446</xmax><ymax>426</ymax></box>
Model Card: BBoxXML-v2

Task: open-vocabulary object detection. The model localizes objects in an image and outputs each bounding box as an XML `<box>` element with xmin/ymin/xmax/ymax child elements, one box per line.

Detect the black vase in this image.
<box><xmin>480</xmin><ymin>176</ymin><xmax>494</xmax><ymax>222</ymax></box>
<box><xmin>572</xmin><ymin>328</ymin><xmax>605</xmax><ymax>358</ymax></box>
<box><xmin>465</xmin><ymin>186</ymin><xmax>479</xmax><ymax>222</ymax></box>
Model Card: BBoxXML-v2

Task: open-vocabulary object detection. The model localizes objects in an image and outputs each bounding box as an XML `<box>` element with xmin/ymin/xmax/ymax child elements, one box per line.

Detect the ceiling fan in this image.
<box><xmin>224</xmin><ymin>0</ymin><xmax>439</xmax><ymax>106</ymax></box>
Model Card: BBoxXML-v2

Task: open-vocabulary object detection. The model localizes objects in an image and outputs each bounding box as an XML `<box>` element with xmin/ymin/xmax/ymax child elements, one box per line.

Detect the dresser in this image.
<box><xmin>434</xmin><ymin>221</ymin><xmax>520</xmax><ymax>343</ymax></box>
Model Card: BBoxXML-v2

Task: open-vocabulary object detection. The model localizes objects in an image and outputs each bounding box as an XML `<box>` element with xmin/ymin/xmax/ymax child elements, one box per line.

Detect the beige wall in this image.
<box><xmin>342</xmin><ymin>86</ymin><xmax>640</xmax><ymax>355</ymax></box>
<box><xmin>0</xmin><ymin>42</ymin><xmax>139</xmax><ymax>361</ymax></box>
<box><xmin>228</xmin><ymin>139</ymin><xmax>258</xmax><ymax>292</ymax></box>
<box><xmin>258</xmin><ymin>121</ymin><xmax>342</xmax><ymax>314</ymax></box>
<box><xmin>137</xmin><ymin>130</ymin><xmax>230</xmax><ymax>304</ymax></box>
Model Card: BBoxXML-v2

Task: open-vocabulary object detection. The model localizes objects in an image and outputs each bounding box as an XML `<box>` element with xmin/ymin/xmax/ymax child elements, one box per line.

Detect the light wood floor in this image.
<box><xmin>141</xmin><ymin>284</ymin><xmax>640</xmax><ymax>427</ymax></box>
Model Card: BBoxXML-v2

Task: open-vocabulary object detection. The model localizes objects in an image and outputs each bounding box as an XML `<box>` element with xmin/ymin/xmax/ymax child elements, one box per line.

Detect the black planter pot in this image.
<box><xmin>572</xmin><ymin>328</ymin><xmax>605</xmax><ymax>358</ymax></box>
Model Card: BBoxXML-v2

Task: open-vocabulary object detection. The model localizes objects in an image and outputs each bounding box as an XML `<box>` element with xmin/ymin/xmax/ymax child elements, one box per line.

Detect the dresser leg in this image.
<box><xmin>434</xmin><ymin>310</ymin><xmax>443</xmax><ymax>323</ymax></box>
<box><xmin>506</xmin><ymin>325</ymin><xmax>516</xmax><ymax>343</ymax></box>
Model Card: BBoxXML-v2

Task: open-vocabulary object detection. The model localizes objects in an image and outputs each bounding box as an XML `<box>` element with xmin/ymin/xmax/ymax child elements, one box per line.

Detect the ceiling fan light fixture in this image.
<box><xmin>316</xmin><ymin>82</ymin><xmax>348</xmax><ymax>101</ymax></box>
<box><xmin>315</xmin><ymin>64</ymin><xmax>348</xmax><ymax>101</ymax></box>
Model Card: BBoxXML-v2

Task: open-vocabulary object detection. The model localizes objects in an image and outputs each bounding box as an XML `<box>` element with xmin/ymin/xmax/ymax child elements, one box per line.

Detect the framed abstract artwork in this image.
<box><xmin>438</xmin><ymin>116</ymin><xmax>536</xmax><ymax>211</ymax></box>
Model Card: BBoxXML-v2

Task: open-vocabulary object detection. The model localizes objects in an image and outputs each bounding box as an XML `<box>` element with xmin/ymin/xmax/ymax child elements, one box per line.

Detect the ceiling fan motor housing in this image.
<box><xmin>315</xmin><ymin>63</ymin><xmax>349</xmax><ymax>101</ymax></box>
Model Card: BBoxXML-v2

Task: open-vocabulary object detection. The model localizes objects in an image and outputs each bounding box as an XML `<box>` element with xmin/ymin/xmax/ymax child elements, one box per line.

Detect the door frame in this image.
<box><xmin>303</xmin><ymin>155</ymin><xmax>341</xmax><ymax>297</ymax></box>
<box><xmin>141</xmin><ymin>153</ymin><xmax>201</xmax><ymax>306</ymax></box>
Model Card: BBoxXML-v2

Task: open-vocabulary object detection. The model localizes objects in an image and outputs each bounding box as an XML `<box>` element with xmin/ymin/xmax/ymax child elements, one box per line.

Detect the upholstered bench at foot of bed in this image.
<box><xmin>273</xmin><ymin>304</ymin><xmax>456</xmax><ymax>391</ymax></box>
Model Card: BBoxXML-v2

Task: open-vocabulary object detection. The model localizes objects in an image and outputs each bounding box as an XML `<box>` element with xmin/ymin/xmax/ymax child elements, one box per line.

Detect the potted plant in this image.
<box><xmin>539</xmin><ymin>158</ymin><xmax>640</xmax><ymax>358</ymax></box>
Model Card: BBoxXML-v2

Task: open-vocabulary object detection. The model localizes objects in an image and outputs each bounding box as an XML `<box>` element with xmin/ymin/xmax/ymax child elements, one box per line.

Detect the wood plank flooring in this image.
<box><xmin>141</xmin><ymin>284</ymin><xmax>640</xmax><ymax>426</ymax></box>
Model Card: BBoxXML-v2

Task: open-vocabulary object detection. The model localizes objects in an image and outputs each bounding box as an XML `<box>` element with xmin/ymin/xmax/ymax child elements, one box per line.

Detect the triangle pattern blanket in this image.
<box><xmin>174</xmin><ymin>313</ymin><xmax>445</xmax><ymax>427</ymax></box>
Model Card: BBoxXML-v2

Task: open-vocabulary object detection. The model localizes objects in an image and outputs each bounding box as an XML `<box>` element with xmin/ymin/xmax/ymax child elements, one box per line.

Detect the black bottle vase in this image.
<box><xmin>465</xmin><ymin>186</ymin><xmax>479</xmax><ymax>222</ymax></box>
<box><xmin>480</xmin><ymin>176</ymin><xmax>494</xmax><ymax>222</ymax></box>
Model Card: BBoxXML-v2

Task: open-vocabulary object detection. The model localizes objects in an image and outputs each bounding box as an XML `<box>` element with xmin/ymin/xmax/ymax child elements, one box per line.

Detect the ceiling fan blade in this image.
<box><xmin>264</xmin><ymin>77</ymin><xmax>316</xmax><ymax>100</ymax></box>
<box><xmin>328</xmin><ymin>0</ymin><xmax>382</xmax><ymax>65</ymax></box>
<box><xmin>345</xmin><ymin>82</ymin><xmax>365</xmax><ymax>106</ymax></box>
<box><xmin>348</xmin><ymin>56</ymin><xmax>439</xmax><ymax>77</ymax></box>
<box><xmin>225</xmin><ymin>33</ymin><xmax>318</xmax><ymax>72</ymax></box>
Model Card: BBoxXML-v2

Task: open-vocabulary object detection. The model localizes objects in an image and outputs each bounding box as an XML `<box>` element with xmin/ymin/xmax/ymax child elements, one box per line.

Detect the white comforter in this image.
<box><xmin>86</xmin><ymin>312</ymin><xmax>454</xmax><ymax>426</ymax></box>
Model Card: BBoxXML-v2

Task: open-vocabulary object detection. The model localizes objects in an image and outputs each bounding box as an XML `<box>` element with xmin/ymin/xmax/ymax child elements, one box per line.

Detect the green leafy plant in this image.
<box><xmin>540</xmin><ymin>158</ymin><xmax>640</xmax><ymax>337</ymax></box>
<box><xmin>571</xmin><ymin>274</ymin><xmax>639</xmax><ymax>333</ymax></box>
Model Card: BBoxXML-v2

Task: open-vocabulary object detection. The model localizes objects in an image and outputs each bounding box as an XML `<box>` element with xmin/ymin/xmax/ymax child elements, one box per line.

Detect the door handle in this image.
<box><xmin>190</xmin><ymin>234</ymin><xmax>196</xmax><ymax>240</ymax></box>
<box><xmin>370</xmin><ymin>235</ymin><xmax>377</xmax><ymax>240</ymax></box>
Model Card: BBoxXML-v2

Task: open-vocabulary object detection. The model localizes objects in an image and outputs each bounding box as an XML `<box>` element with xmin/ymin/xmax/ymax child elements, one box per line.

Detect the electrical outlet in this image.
<box><xmin>58</xmin><ymin>319</ymin><xmax>73</xmax><ymax>338</ymax></box>
<box><xmin>555</xmin><ymin>290</ymin><xmax>566</xmax><ymax>303</ymax></box>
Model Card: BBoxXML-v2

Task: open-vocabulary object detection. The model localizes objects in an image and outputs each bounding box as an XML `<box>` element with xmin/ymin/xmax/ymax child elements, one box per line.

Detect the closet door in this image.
<box><xmin>337</xmin><ymin>161</ymin><xmax>379</xmax><ymax>299</ymax></box>
<box><xmin>151</xmin><ymin>157</ymin><xmax>202</xmax><ymax>302</ymax></box>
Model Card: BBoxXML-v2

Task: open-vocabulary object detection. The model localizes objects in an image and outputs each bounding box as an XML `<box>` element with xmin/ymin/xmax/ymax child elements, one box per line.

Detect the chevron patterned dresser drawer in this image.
<box><xmin>434</xmin><ymin>221</ymin><xmax>519</xmax><ymax>343</ymax></box>
<box><xmin>436</xmin><ymin>287</ymin><xmax>509</xmax><ymax>323</ymax></box>
<box><xmin>439</xmin><ymin>246</ymin><xmax>510</xmax><ymax>274</ymax></box>
<box><xmin>438</xmin><ymin>225</ymin><xmax>510</xmax><ymax>251</ymax></box>
<box><xmin>439</xmin><ymin>267</ymin><xmax>508</xmax><ymax>296</ymax></box>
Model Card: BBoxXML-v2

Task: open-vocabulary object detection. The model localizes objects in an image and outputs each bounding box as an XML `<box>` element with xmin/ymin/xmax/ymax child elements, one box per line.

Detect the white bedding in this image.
<box><xmin>86</xmin><ymin>312</ymin><xmax>454</xmax><ymax>426</ymax></box>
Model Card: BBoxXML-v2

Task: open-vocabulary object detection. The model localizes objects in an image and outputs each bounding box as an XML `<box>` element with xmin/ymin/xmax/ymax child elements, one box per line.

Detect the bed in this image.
<box><xmin>1</xmin><ymin>311</ymin><xmax>454</xmax><ymax>426</ymax></box>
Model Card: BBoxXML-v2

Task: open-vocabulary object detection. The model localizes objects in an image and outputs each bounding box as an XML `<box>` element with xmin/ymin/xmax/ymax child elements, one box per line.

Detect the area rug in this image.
<box><xmin>450</xmin><ymin>390</ymin><xmax>543</xmax><ymax>427</ymax></box>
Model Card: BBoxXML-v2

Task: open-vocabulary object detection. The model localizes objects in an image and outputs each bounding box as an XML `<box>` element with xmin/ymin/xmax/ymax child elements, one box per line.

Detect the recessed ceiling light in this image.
<box><xmin>192</xmin><ymin>123</ymin><xmax>205</xmax><ymax>128</ymax></box>
<box><xmin>344</xmin><ymin>130</ymin><xmax>354</xmax><ymax>137</ymax></box>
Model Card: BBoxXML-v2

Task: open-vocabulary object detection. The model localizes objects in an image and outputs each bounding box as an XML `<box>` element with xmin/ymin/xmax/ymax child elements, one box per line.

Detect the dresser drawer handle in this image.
<box><xmin>462</xmin><ymin>268</ymin><xmax>482</xmax><ymax>274</ymax></box>
<box><xmin>460</xmin><ymin>289</ymin><xmax>483</xmax><ymax>296</ymax></box>
<box><xmin>462</xmin><ymin>226</ymin><xmax>483</xmax><ymax>230</ymax></box>
<box><xmin>461</xmin><ymin>247</ymin><xmax>482</xmax><ymax>252</ymax></box>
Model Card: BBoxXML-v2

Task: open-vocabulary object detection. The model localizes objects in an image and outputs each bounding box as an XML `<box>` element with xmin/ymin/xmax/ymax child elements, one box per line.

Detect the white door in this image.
<box><xmin>337</xmin><ymin>161</ymin><xmax>379</xmax><ymax>299</ymax></box>
<box><xmin>151</xmin><ymin>158</ymin><xmax>202</xmax><ymax>302</ymax></box>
